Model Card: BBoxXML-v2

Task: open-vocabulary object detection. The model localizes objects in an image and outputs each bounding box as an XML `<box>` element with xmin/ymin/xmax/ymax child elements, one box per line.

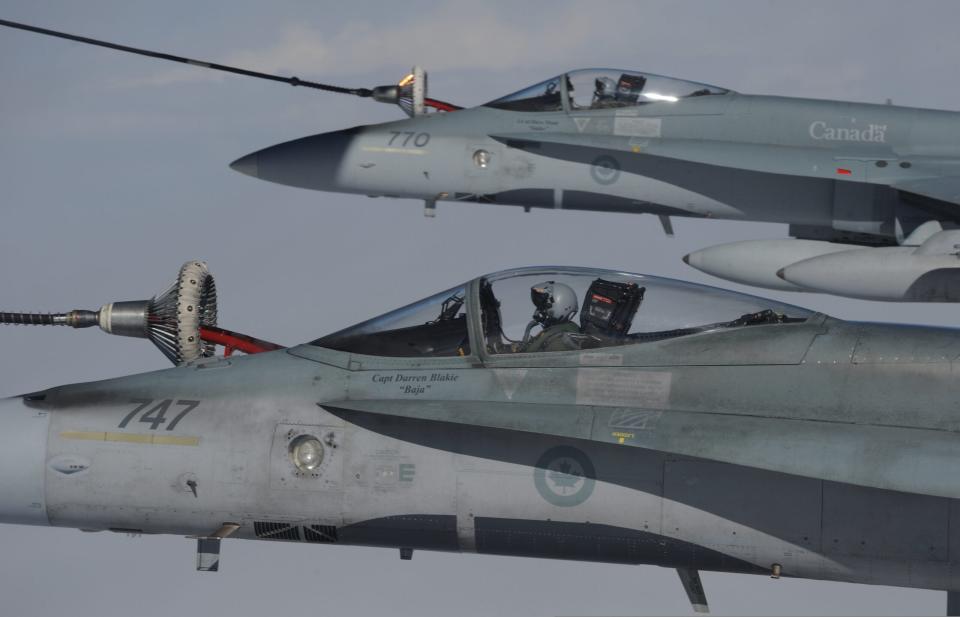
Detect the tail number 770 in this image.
<box><xmin>118</xmin><ymin>399</ymin><xmax>200</xmax><ymax>431</ymax></box>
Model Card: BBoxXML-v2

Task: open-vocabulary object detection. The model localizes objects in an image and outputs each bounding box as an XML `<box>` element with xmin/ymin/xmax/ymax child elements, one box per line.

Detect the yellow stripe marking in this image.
<box><xmin>60</xmin><ymin>431</ymin><xmax>200</xmax><ymax>446</ymax></box>
<box><xmin>153</xmin><ymin>435</ymin><xmax>201</xmax><ymax>446</ymax></box>
<box><xmin>360</xmin><ymin>146</ymin><xmax>427</xmax><ymax>155</ymax></box>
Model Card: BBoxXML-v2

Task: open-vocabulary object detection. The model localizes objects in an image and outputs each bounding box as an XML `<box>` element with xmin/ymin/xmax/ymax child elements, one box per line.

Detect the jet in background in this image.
<box><xmin>4</xmin><ymin>18</ymin><xmax>960</xmax><ymax>302</ymax></box>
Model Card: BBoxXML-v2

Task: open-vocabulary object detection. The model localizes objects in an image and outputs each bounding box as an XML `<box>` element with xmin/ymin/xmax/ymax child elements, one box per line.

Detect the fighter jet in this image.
<box><xmin>4</xmin><ymin>262</ymin><xmax>960</xmax><ymax>614</ymax></box>
<box><xmin>229</xmin><ymin>71</ymin><xmax>960</xmax><ymax>302</ymax></box>
<box><xmin>4</xmin><ymin>19</ymin><xmax>960</xmax><ymax>302</ymax></box>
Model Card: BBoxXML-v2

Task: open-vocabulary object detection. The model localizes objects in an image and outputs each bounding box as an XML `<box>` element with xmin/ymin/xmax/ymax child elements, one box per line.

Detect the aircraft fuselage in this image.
<box><xmin>4</xmin><ymin>316</ymin><xmax>960</xmax><ymax>593</ymax></box>
<box><xmin>235</xmin><ymin>94</ymin><xmax>960</xmax><ymax>243</ymax></box>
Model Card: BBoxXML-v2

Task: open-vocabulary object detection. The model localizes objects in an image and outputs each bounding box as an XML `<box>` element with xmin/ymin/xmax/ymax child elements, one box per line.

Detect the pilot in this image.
<box><xmin>592</xmin><ymin>77</ymin><xmax>618</xmax><ymax>108</ymax></box>
<box><xmin>520</xmin><ymin>281</ymin><xmax>582</xmax><ymax>353</ymax></box>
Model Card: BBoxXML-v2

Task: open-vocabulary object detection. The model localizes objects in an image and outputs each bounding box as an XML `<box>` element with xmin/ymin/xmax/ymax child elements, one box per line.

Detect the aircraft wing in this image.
<box><xmin>892</xmin><ymin>175</ymin><xmax>960</xmax><ymax>205</ymax></box>
<box><xmin>322</xmin><ymin>399</ymin><xmax>960</xmax><ymax>500</ymax></box>
<box><xmin>491</xmin><ymin>133</ymin><xmax>960</xmax><ymax>208</ymax></box>
<box><xmin>491</xmin><ymin>133</ymin><xmax>830</xmax><ymax>178</ymax></box>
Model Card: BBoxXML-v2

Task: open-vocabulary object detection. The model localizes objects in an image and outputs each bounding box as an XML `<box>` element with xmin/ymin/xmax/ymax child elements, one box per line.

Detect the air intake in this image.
<box><xmin>304</xmin><ymin>525</ymin><xmax>339</xmax><ymax>543</ymax></box>
<box><xmin>253</xmin><ymin>521</ymin><xmax>300</xmax><ymax>541</ymax></box>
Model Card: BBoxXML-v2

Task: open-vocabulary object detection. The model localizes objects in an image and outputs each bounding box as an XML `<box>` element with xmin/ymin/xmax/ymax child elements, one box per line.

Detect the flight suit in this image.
<box><xmin>520</xmin><ymin>321</ymin><xmax>582</xmax><ymax>353</ymax></box>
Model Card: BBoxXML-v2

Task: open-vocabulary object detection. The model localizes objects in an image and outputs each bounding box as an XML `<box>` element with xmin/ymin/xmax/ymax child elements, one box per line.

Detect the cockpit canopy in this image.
<box><xmin>314</xmin><ymin>284</ymin><xmax>471</xmax><ymax>358</ymax></box>
<box><xmin>311</xmin><ymin>267</ymin><xmax>811</xmax><ymax>358</ymax></box>
<box><xmin>484</xmin><ymin>69</ymin><xmax>730</xmax><ymax>112</ymax></box>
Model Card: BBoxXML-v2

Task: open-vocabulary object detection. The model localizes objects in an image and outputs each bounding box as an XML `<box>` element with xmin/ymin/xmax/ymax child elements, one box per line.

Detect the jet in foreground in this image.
<box><xmin>4</xmin><ymin>19</ymin><xmax>960</xmax><ymax>301</ymax></box>
<box><xmin>3</xmin><ymin>264</ymin><xmax>960</xmax><ymax>614</ymax></box>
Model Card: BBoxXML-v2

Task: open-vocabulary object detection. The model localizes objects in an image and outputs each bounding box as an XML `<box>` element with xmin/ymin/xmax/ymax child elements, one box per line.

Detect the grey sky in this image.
<box><xmin>1</xmin><ymin>1</ymin><xmax>958</xmax><ymax>615</ymax></box>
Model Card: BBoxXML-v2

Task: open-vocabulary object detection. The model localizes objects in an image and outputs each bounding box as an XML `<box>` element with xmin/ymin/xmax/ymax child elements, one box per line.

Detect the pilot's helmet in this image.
<box><xmin>530</xmin><ymin>281</ymin><xmax>579</xmax><ymax>325</ymax></box>
<box><xmin>594</xmin><ymin>77</ymin><xmax>617</xmax><ymax>99</ymax></box>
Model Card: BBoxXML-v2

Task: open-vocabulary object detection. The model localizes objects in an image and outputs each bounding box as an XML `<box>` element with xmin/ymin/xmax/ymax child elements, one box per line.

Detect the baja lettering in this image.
<box><xmin>118</xmin><ymin>399</ymin><xmax>200</xmax><ymax>430</ymax></box>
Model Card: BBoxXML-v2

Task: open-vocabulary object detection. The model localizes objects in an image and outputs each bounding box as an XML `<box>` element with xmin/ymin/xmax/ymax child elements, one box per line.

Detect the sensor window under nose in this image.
<box><xmin>289</xmin><ymin>435</ymin><xmax>324</xmax><ymax>472</ymax></box>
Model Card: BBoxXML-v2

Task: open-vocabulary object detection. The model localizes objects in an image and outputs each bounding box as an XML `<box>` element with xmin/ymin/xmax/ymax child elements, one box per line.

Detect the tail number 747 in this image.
<box><xmin>118</xmin><ymin>399</ymin><xmax>200</xmax><ymax>431</ymax></box>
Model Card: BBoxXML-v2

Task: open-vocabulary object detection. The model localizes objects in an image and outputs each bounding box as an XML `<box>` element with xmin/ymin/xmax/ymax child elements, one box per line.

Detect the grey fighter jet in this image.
<box><xmin>231</xmin><ymin>71</ymin><xmax>960</xmax><ymax>302</ymax></box>
<box><xmin>4</xmin><ymin>19</ymin><xmax>960</xmax><ymax>302</ymax></box>
<box><xmin>4</xmin><ymin>262</ymin><xmax>960</xmax><ymax>614</ymax></box>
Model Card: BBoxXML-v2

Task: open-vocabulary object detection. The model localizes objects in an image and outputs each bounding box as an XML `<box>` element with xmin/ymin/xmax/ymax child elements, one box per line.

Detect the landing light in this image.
<box><xmin>289</xmin><ymin>435</ymin><xmax>325</xmax><ymax>472</ymax></box>
<box><xmin>473</xmin><ymin>149</ymin><xmax>491</xmax><ymax>169</ymax></box>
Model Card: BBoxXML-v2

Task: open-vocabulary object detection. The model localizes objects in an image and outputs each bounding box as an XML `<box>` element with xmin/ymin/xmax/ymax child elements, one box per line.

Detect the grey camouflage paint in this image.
<box><xmin>3</xmin><ymin>268</ymin><xmax>960</xmax><ymax>596</ymax></box>
<box><xmin>235</xmin><ymin>89</ymin><xmax>960</xmax><ymax>244</ymax></box>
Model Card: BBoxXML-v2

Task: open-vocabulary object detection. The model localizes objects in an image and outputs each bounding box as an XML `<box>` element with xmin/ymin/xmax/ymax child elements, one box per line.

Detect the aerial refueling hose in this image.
<box><xmin>0</xmin><ymin>261</ymin><xmax>218</xmax><ymax>365</ymax></box>
<box><xmin>0</xmin><ymin>312</ymin><xmax>57</xmax><ymax>326</ymax></box>
<box><xmin>0</xmin><ymin>18</ymin><xmax>462</xmax><ymax>112</ymax></box>
<box><xmin>0</xmin><ymin>18</ymin><xmax>373</xmax><ymax>97</ymax></box>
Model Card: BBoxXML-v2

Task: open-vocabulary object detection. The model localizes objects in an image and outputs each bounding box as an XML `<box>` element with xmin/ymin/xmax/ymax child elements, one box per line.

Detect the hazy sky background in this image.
<box><xmin>1</xmin><ymin>1</ymin><xmax>959</xmax><ymax>615</ymax></box>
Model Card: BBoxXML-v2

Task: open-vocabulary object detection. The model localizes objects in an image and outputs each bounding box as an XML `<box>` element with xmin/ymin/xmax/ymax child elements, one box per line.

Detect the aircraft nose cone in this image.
<box><xmin>683</xmin><ymin>250</ymin><xmax>705</xmax><ymax>269</ymax></box>
<box><xmin>0</xmin><ymin>396</ymin><xmax>50</xmax><ymax>526</ymax></box>
<box><xmin>229</xmin><ymin>152</ymin><xmax>259</xmax><ymax>178</ymax></box>
<box><xmin>229</xmin><ymin>127</ymin><xmax>359</xmax><ymax>191</ymax></box>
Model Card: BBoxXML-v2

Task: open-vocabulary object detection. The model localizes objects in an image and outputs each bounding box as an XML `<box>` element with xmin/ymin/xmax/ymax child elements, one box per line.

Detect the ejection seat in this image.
<box><xmin>578</xmin><ymin>278</ymin><xmax>645</xmax><ymax>348</ymax></box>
